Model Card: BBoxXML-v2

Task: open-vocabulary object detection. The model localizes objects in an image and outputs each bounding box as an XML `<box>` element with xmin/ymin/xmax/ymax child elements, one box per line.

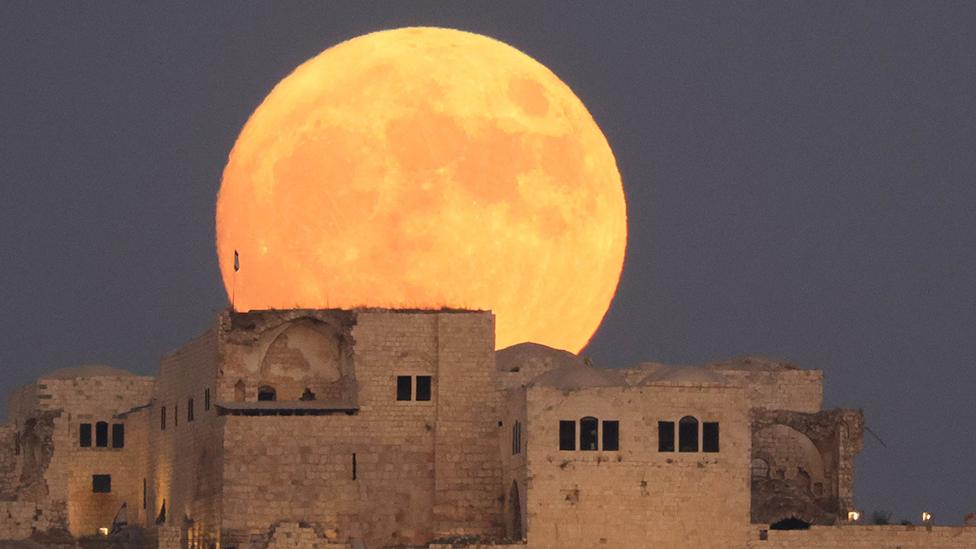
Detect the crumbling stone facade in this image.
<box><xmin>0</xmin><ymin>308</ymin><xmax>972</xmax><ymax>548</ymax></box>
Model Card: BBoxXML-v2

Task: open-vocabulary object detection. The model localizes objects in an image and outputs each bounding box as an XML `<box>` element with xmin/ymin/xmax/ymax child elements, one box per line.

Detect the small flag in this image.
<box><xmin>234</xmin><ymin>250</ymin><xmax>240</xmax><ymax>272</ymax></box>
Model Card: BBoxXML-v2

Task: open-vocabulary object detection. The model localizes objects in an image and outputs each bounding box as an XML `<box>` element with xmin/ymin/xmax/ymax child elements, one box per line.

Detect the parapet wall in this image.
<box><xmin>748</xmin><ymin>525</ymin><xmax>976</xmax><ymax>548</ymax></box>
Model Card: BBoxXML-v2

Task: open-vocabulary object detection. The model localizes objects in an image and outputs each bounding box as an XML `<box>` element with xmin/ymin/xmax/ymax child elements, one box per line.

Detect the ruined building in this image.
<box><xmin>1</xmin><ymin>308</ymin><xmax>973</xmax><ymax>548</ymax></box>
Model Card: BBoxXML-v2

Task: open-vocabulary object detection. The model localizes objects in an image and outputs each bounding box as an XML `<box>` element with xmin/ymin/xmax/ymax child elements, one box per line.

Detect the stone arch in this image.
<box><xmin>258</xmin><ymin>320</ymin><xmax>345</xmax><ymax>401</ymax></box>
<box><xmin>754</xmin><ymin>424</ymin><xmax>827</xmax><ymax>493</ymax></box>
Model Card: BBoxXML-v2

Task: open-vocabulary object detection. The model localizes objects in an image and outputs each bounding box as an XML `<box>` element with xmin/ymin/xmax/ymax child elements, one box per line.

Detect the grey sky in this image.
<box><xmin>1</xmin><ymin>2</ymin><xmax>974</xmax><ymax>523</ymax></box>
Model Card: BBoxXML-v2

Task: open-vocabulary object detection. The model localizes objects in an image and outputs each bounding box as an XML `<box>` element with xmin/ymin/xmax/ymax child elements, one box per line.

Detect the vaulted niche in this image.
<box><xmin>255</xmin><ymin>319</ymin><xmax>355</xmax><ymax>403</ymax></box>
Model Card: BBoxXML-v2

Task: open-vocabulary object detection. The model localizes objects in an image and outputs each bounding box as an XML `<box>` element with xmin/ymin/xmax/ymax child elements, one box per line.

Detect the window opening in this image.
<box><xmin>174</xmin><ymin>404</ymin><xmax>178</xmax><ymax>427</ymax></box>
<box><xmin>92</xmin><ymin>474</ymin><xmax>111</xmax><ymax>493</ymax></box>
<box><xmin>396</xmin><ymin>376</ymin><xmax>412</xmax><ymax>401</ymax></box>
<box><xmin>112</xmin><ymin>423</ymin><xmax>124</xmax><ymax>448</ymax></box>
<box><xmin>658</xmin><ymin>421</ymin><xmax>675</xmax><ymax>452</ymax></box>
<box><xmin>300</xmin><ymin>388</ymin><xmax>316</xmax><ymax>401</ymax></box>
<box><xmin>80</xmin><ymin>423</ymin><xmax>92</xmax><ymax>447</ymax></box>
<box><xmin>770</xmin><ymin>517</ymin><xmax>811</xmax><ymax>530</ymax></box>
<box><xmin>559</xmin><ymin>420</ymin><xmax>576</xmax><ymax>451</ymax></box>
<box><xmin>188</xmin><ymin>398</ymin><xmax>194</xmax><ymax>422</ymax></box>
<box><xmin>703</xmin><ymin>422</ymin><xmax>719</xmax><ymax>452</ymax></box>
<box><xmin>416</xmin><ymin>375</ymin><xmax>432</xmax><ymax>401</ymax></box>
<box><xmin>257</xmin><ymin>386</ymin><xmax>276</xmax><ymax>401</ymax></box>
<box><xmin>580</xmin><ymin>416</ymin><xmax>598</xmax><ymax>451</ymax></box>
<box><xmin>679</xmin><ymin>416</ymin><xmax>699</xmax><ymax>452</ymax></box>
<box><xmin>95</xmin><ymin>421</ymin><xmax>109</xmax><ymax>448</ymax></box>
<box><xmin>751</xmin><ymin>458</ymin><xmax>769</xmax><ymax>479</ymax></box>
<box><xmin>352</xmin><ymin>453</ymin><xmax>357</xmax><ymax>480</ymax></box>
<box><xmin>143</xmin><ymin>478</ymin><xmax>147</xmax><ymax>509</ymax></box>
<box><xmin>234</xmin><ymin>380</ymin><xmax>245</xmax><ymax>402</ymax></box>
<box><xmin>204</xmin><ymin>388</ymin><xmax>210</xmax><ymax>411</ymax></box>
<box><xmin>602</xmin><ymin>420</ymin><xmax>620</xmax><ymax>451</ymax></box>
<box><xmin>160</xmin><ymin>407</ymin><xmax>166</xmax><ymax>431</ymax></box>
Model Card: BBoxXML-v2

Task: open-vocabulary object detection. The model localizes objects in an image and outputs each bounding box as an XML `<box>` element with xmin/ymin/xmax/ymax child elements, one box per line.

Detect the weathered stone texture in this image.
<box><xmin>747</xmin><ymin>524</ymin><xmax>976</xmax><ymax>548</ymax></box>
<box><xmin>523</xmin><ymin>383</ymin><xmax>752</xmax><ymax>549</ymax></box>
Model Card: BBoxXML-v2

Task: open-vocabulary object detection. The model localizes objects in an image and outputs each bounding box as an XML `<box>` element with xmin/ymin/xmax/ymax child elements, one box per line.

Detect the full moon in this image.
<box><xmin>216</xmin><ymin>27</ymin><xmax>627</xmax><ymax>353</ymax></box>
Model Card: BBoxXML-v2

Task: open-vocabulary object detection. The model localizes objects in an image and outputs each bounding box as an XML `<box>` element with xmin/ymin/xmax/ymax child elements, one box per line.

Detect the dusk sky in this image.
<box><xmin>1</xmin><ymin>3</ymin><xmax>974</xmax><ymax>523</ymax></box>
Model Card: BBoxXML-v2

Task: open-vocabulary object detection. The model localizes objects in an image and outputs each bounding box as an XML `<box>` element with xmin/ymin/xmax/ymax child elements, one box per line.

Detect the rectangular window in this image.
<box><xmin>174</xmin><ymin>404</ymin><xmax>178</xmax><ymax>427</ymax></box>
<box><xmin>658</xmin><ymin>421</ymin><xmax>675</xmax><ymax>452</ymax></box>
<box><xmin>602</xmin><ymin>420</ymin><xmax>620</xmax><ymax>451</ymax></box>
<box><xmin>416</xmin><ymin>375</ymin><xmax>432</xmax><ymax>401</ymax></box>
<box><xmin>143</xmin><ymin>478</ymin><xmax>147</xmax><ymax>509</ymax></box>
<box><xmin>352</xmin><ymin>453</ymin><xmax>357</xmax><ymax>480</ymax></box>
<box><xmin>703</xmin><ymin>422</ymin><xmax>720</xmax><ymax>453</ymax></box>
<box><xmin>161</xmin><ymin>407</ymin><xmax>166</xmax><ymax>430</ymax></box>
<box><xmin>396</xmin><ymin>375</ymin><xmax>412</xmax><ymax>401</ymax></box>
<box><xmin>559</xmin><ymin>420</ymin><xmax>576</xmax><ymax>451</ymax></box>
<box><xmin>95</xmin><ymin>422</ymin><xmax>108</xmax><ymax>448</ymax></box>
<box><xmin>188</xmin><ymin>398</ymin><xmax>194</xmax><ymax>422</ymax></box>
<box><xmin>79</xmin><ymin>423</ymin><xmax>92</xmax><ymax>447</ymax></box>
<box><xmin>112</xmin><ymin>424</ymin><xmax>124</xmax><ymax>449</ymax></box>
<box><xmin>204</xmin><ymin>388</ymin><xmax>211</xmax><ymax>411</ymax></box>
<box><xmin>516</xmin><ymin>422</ymin><xmax>521</xmax><ymax>454</ymax></box>
<box><xmin>92</xmin><ymin>474</ymin><xmax>111</xmax><ymax>493</ymax></box>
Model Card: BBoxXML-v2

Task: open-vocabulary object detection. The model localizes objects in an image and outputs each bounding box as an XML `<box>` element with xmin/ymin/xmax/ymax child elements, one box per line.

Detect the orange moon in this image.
<box><xmin>216</xmin><ymin>27</ymin><xmax>626</xmax><ymax>353</ymax></box>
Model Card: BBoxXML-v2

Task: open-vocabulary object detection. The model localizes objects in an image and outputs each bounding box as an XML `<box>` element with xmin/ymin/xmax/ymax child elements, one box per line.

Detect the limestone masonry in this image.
<box><xmin>0</xmin><ymin>308</ymin><xmax>972</xmax><ymax>548</ymax></box>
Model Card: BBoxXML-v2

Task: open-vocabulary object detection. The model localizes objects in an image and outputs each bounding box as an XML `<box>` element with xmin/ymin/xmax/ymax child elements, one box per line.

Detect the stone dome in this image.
<box><xmin>529</xmin><ymin>363</ymin><xmax>624</xmax><ymax>391</ymax></box>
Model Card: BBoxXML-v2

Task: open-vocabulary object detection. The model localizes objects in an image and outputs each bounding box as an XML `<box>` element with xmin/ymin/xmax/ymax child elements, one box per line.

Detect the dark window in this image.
<box><xmin>80</xmin><ymin>423</ymin><xmax>92</xmax><ymax>447</ymax></box>
<box><xmin>580</xmin><ymin>417</ymin><xmax>598</xmax><ymax>451</ymax></box>
<box><xmin>559</xmin><ymin>420</ymin><xmax>576</xmax><ymax>451</ymax></box>
<box><xmin>512</xmin><ymin>424</ymin><xmax>517</xmax><ymax>455</ymax></box>
<box><xmin>416</xmin><ymin>375</ymin><xmax>432</xmax><ymax>401</ymax></box>
<box><xmin>143</xmin><ymin>478</ymin><xmax>147</xmax><ymax>509</ymax></box>
<box><xmin>771</xmin><ymin>517</ymin><xmax>811</xmax><ymax>530</ymax></box>
<box><xmin>658</xmin><ymin>421</ymin><xmax>675</xmax><ymax>452</ymax></box>
<box><xmin>257</xmin><ymin>386</ymin><xmax>276</xmax><ymax>401</ymax></box>
<box><xmin>703</xmin><ymin>422</ymin><xmax>719</xmax><ymax>452</ymax></box>
<box><xmin>174</xmin><ymin>404</ymin><xmax>178</xmax><ymax>427</ymax></box>
<box><xmin>512</xmin><ymin>421</ymin><xmax>522</xmax><ymax>455</ymax></box>
<box><xmin>92</xmin><ymin>474</ymin><xmax>111</xmax><ymax>493</ymax></box>
<box><xmin>204</xmin><ymin>388</ymin><xmax>210</xmax><ymax>411</ymax></box>
<box><xmin>95</xmin><ymin>421</ymin><xmax>108</xmax><ymax>448</ymax></box>
<box><xmin>679</xmin><ymin>416</ymin><xmax>699</xmax><ymax>452</ymax></box>
<box><xmin>161</xmin><ymin>407</ymin><xmax>166</xmax><ymax>430</ymax></box>
<box><xmin>352</xmin><ymin>453</ymin><xmax>357</xmax><ymax>480</ymax></box>
<box><xmin>112</xmin><ymin>424</ymin><xmax>124</xmax><ymax>448</ymax></box>
<box><xmin>396</xmin><ymin>376</ymin><xmax>412</xmax><ymax>401</ymax></box>
<box><xmin>602</xmin><ymin>420</ymin><xmax>620</xmax><ymax>451</ymax></box>
<box><xmin>188</xmin><ymin>398</ymin><xmax>194</xmax><ymax>422</ymax></box>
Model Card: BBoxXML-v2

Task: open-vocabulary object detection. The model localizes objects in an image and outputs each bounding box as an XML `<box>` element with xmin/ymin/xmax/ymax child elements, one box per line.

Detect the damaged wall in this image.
<box><xmin>750</xmin><ymin>408</ymin><xmax>864</xmax><ymax>525</ymax></box>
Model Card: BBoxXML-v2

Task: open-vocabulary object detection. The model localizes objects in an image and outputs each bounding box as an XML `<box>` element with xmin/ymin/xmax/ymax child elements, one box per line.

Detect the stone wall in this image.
<box><xmin>748</xmin><ymin>524</ymin><xmax>976</xmax><ymax>548</ymax></box>
<box><xmin>149</xmin><ymin>327</ymin><xmax>224</xmax><ymax>547</ymax></box>
<box><xmin>0</xmin><ymin>424</ymin><xmax>19</xmax><ymax>498</ymax></box>
<box><xmin>219</xmin><ymin>310</ymin><xmax>502</xmax><ymax>548</ymax></box>
<box><xmin>37</xmin><ymin>375</ymin><xmax>153</xmax><ymax>537</ymax></box>
<box><xmin>0</xmin><ymin>500</ymin><xmax>67</xmax><ymax>540</ymax></box>
<box><xmin>523</xmin><ymin>383</ymin><xmax>752</xmax><ymax>549</ymax></box>
<box><xmin>706</xmin><ymin>359</ymin><xmax>823</xmax><ymax>413</ymax></box>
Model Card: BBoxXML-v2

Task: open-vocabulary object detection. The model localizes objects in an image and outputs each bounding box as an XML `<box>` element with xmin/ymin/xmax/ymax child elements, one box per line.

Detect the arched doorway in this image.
<box><xmin>510</xmin><ymin>481</ymin><xmax>522</xmax><ymax>540</ymax></box>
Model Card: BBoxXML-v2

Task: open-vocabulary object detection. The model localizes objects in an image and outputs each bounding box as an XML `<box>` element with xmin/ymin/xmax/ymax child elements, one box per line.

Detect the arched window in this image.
<box><xmin>751</xmin><ymin>458</ymin><xmax>769</xmax><ymax>479</ymax></box>
<box><xmin>95</xmin><ymin>421</ymin><xmax>109</xmax><ymax>448</ymax></box>
<box><xmin>678</xmin><ymin>416</ymin><xmax>699</xmax><ymax>452</ymax></box>
<box><xmin>257</xmin><ymin>385</ymin><xmax>276</xmax><ymax>401</ymax></box>
<box><xmin>579</xmin><ymin>417</ymin><xmax>598</xmax><ymax>451</ymax></box>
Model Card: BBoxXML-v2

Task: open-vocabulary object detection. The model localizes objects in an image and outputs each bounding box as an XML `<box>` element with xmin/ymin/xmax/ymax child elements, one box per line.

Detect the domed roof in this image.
<box><xmin>529</xmin><ymin>362</ymin><xmax>625</xmax><ymax>391</ymax></box>
<box><xmin>638</xmin><ymin>365</ymin><xmax>725</xmax><ymax>386</ymax></box>
<box><xmin>496</xmin><ymin>342</ymin><xmax>583</xmax><ymax>373</ymax></box>
<box><xmin>41</xmin><ymin>364</ymin><xmax>136</xmax><ymax>379</ymax></box>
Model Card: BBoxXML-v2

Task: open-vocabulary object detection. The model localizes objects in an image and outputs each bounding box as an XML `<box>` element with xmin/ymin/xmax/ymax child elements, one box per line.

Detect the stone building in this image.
<box><xmin>0</xmin><ymin>308</ymin><xmax>973</xmax><ymax>548</ymax></box>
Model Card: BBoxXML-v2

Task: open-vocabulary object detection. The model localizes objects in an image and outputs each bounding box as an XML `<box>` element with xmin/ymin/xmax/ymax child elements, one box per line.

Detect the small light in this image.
<box><xmin>847</xmin><ymin>511</ymin><xmax>861</xmax><ymax>522</ymax></box>
<box><xmin>98</xmin><ymin>527</ymin><xmax>109</xmax><ymax>536</ymax></box>
<box><xmin>922</xmin><ymin>512</ymin><xmax>932</xmax><ymax>523</ymax></box>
